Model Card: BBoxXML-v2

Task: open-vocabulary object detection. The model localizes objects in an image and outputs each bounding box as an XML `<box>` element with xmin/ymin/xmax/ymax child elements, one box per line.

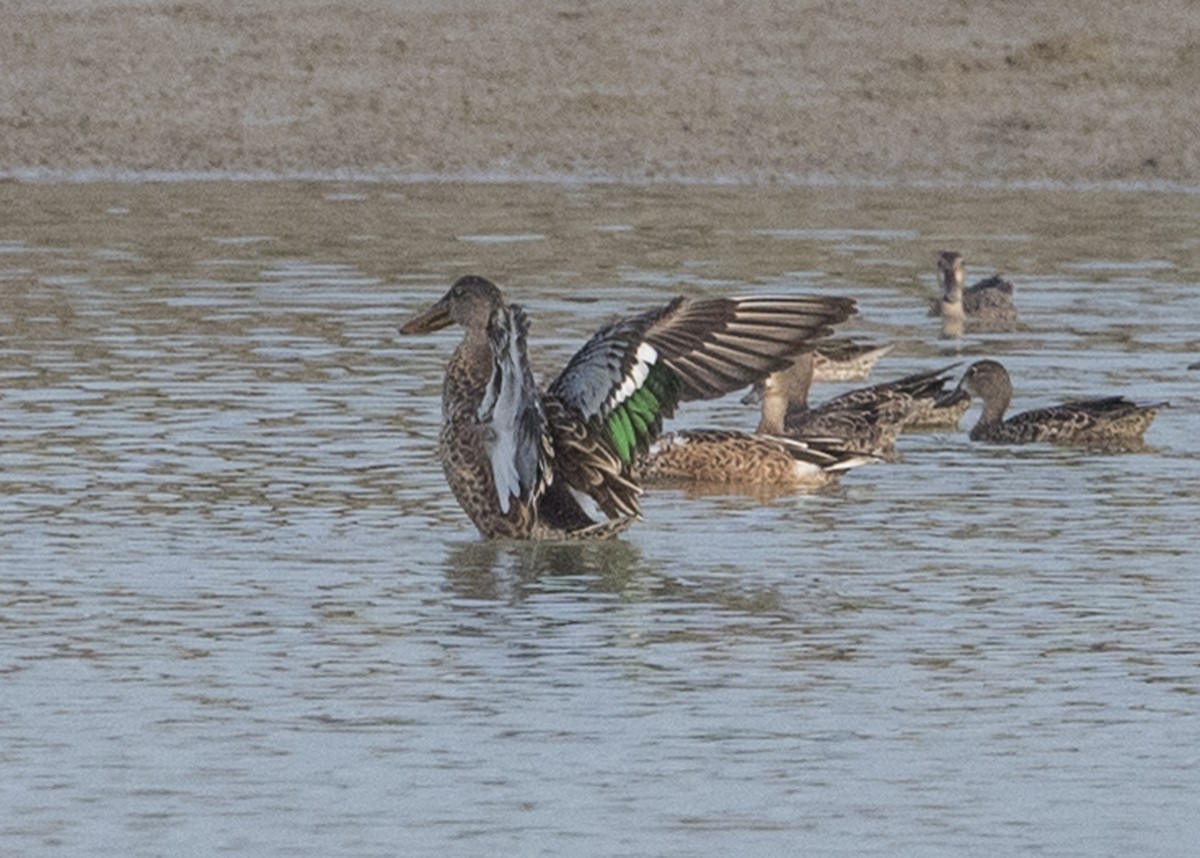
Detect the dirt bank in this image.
<box><xmin>2</xmin><ymin>0</ymin><xmax>1197</xmax><ymax>184</ymax></box>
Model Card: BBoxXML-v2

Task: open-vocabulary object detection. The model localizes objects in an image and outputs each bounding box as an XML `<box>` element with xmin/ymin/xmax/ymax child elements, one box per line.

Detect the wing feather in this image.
<box><xmin>479</xmin><ymin>305</ymin><xmax>550</xmax><ymax>513</ymax></box>
<box><xmin>545</xmin><ymin>291</ymin><xmax>855</xmax><ymax>498</ymax></box>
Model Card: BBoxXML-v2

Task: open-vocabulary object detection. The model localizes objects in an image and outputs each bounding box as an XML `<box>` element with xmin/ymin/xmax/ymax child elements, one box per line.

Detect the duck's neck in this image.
<box><xmin>976</xmin><ymin>387</ymin><xmax>1010</xmax><ymax>426</ymax></box>
<box><xmin>757</xmin><ymin>356</ymin><xmax>813</xmax><ymax>434</ymax></box>
<box><xmin>939</xmin><ymin>279</ymin><xmax>965</xmax><ymax>338</ymax></box>
<box><xmin>757</xmin><ymin>387</ymin><xmax>789</xmax><ymax>434</ymax></box>
<box><xmin>443</xmin><ymin>327</ymin><xmax>497</xmax><ymax>421</ymax></box>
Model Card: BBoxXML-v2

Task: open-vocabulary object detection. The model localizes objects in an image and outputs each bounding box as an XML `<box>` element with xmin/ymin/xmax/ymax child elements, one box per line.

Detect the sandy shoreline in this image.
<box><xmin>3</xmin><ymin>0</ymin><xmax>1198</xmax><ymax>186</ymax></box>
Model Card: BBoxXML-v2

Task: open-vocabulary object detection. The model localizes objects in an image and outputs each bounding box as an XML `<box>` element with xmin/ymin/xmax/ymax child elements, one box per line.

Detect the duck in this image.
<box><xmin>956</xmin><ymin>359</ymin><xmax>1165</xmax><ymax>446</ymax></box>
<box><xmin>399</xmin><ymin>275</ymin><xmax>856</xmax><ymax>539</ymax></box>
<box><xmin>640</xmin><ymin>430</ymin><xmax>876</xmax><ymax>488</ymax></box>
<box><xmin>746</xmin><ymin>352</ymin><xmax>964</xmax><ymax>457</ymax></box>
<box><xmin>933</xmin><ymin>250</ymin><xmax>1018</xmax><ymax>336</ymax></box>
<box><xmin>812</xmin><ymin>339</ymin><xmax>894</xmax><ymax>382</ymax></box>
<box><xmin>903</xmin><ymin>386</ymin><xmax>972</xmax><ymax>432</ymax></box>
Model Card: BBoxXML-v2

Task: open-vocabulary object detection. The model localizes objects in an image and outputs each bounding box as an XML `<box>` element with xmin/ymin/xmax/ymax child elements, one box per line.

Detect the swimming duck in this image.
<box><xmin>812</xmin><ymin>339</ymin><xmax>895</xmax><ymax>382</ymax></box>
<box><xmin>400</xmin><ymin>275</ymin><xmax>856</xmax><ymax>538</ymax></box>
<box><xmin>748</xmin><ymin>352</ymin><xmax>963</xmax><ymax>456</ymax></box>
<box><xmin>956</xmin><ymin>359</ymin><xmax>1164</xmax><ymax>446</ymax></box>
<box><xmin>933</xmin><ymin>251</ymin><xmax>1017</xmax><ymax>335</ymax></box>
<box><xmin>640</xmin><ymin>430</ymin><xmax>876</xmax><ymax>488</ymax></box>
<box><xmin>903</xmin><ymin>386</ymin><xmax>972</xmax><ymax>432</ymax></box>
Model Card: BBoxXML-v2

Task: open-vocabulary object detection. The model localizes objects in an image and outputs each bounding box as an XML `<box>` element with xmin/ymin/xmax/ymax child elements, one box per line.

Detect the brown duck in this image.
<box><xmin>400</xmin><ymin>275</ymin><xmax>856</xmax><ymax>538</ymax></box>
<box><xmin>812</xmin><ymin>339</ymin><xmax>894</xmax><ymax>382</ymax></box>
<box><xmin>934</xmin><ymin>251</ymin><xmax>1018</xmax><ymax>336</ymax></box>
<box><xmin>640</xmin><ymin>430</ymin><xmax>876</xmax><ymax>488</ymax></box>
<box><xmin>746</xmin><ymin>353</ymin><xmax>965</xmax><ymax>457</ymax></box>
<box><xmin>957</xmin><ymin>359</ymin><xmax>1164</xmax><ymax>446</ymax></box>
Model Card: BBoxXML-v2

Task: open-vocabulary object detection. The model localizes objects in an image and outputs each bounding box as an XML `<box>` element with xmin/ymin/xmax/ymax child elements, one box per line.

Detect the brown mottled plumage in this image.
<box><xmin>903</xmin><ymin>387</ymin><xmax>972</xmax><ymax>432</ymax></box>
<box><xmin>400</xmin><ymin>275</ymin><xmax>857</xmax><ymax>539</ymax></box>
<box><xmin>748</xmin><ymin>353</ymin><xmax>963</xmax><ymax>457</ymax></box>
<box><xmin>812</xmin><ymin>339</ymin><xmax>894</xmax><ymax>382</ymax></box>
<box><xmin>957</xmin><ymin>360</ymin><xmax>1164</xmax><ymax>447</ymax></box>
<box><xmin>641</xmin><ymin>430</ymin><xmax>875</xmax><ymax>487</ymax></box>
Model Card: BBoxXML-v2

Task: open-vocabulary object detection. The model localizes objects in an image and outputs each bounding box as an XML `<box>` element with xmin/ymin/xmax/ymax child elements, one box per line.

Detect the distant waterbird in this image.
<box><xmin>933</xmin><ymin>250</ymin><xmax>1018</xmax><ymax>337</ymax></box>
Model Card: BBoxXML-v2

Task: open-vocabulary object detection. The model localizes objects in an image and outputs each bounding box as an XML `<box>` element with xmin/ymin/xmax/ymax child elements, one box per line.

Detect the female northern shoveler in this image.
<box><xmin>640</xmin><ymin>430</ymin><xmax>876</xmax><ymax>488</ymax></box>
<box><xmin>903</xmin><ymin>386</ymin><xmax>972</xmax><ymax>432</ymax></box>
<box><xmin>400</xmin><ymin>275</ymin><xmax>856</xmax><ymax>539</ymax></box>
<box><xmin>956</xmin><ymin>359</ymin><xmax>1165</xmax><ymax>446</ymax></box>
<box><xmin>933</xmin><ymin>250</ymin><xmax>1018</xmax><ymax>336</ymax></box>
<box><xmin>747</xmin><ymin>352</ymin><xmax>964</xmax><ymax>457</ymax></box>
<box><xmin>812</xmin><ymin>339</ymin><xmax>894</xmax><ymax>382</ymax></box>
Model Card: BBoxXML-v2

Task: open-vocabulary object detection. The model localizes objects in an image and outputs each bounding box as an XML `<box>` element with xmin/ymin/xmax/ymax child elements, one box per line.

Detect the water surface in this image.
<box><xmin>1</xmin><ymin>180</ymin><xmax>1198</xmax><ymax>856</ymax></box>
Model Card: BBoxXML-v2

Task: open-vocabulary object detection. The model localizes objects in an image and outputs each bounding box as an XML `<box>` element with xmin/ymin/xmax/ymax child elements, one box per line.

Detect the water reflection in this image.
<box><xmin>438</xmin><ymin>538</ymin><xmax>845</xmax><ymax>655</ymax></box>
<box><xmin>441</xmin><ymin>539</ymin><xmax>648</xmax><ymax>602</ymax></box>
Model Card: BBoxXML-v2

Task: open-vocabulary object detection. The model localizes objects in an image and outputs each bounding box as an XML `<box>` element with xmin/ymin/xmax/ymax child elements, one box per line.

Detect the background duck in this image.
<box><xmin>748</xmin><ymin>353</ymin><xmax>963</xmax><ymax>457</ymax></box>
<box><xmin>903</xmin><ymin>386</ymin><xmax>972</xmax><ymax>432</ymax></box>
<box><xmin>956</xmin><ymin>359</ymin><xmax>1165</xmax><ymax>447</ymax></box>
<box><xmin>400</xmin><ymin>275</ymin><xmax>856</xmax><ymax>539</ymax></box>
<box><xmin>811</xmin><ymin>339</ymin><xmax>894</xmax><ymax>382</ymax></box>
<box><xmin>933</xmin><ymin>250</ymin><xmax>1018</xmax><ymax>336</ymax></box>
<box><xmin>640</xmin><ymin>430</ymin><xmax>876</xmax><ymax>488</ymax></box>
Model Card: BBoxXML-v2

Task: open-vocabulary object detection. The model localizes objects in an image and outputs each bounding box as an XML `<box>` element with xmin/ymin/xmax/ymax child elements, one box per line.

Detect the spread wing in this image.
<box><xmin>538</xmin><ymin>294</ymin><xmax>854</xmax><ymax>521</ymax></box>
<box><xmin>549</xmin><ymin>294</ymin><xmax>856</xmax><ymax>463</ymax></box>
<box><xmin>478</xmin><ymin>304</ymin><xmax>551</xmax><ymax>514</ymax></box>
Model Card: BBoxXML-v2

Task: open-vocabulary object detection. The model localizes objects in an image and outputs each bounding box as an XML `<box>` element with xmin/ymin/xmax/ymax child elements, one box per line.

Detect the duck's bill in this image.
<box><xmin>740</xmin><ymin>383</ymin><xmax>764</xmax><ymax>406</ymax></box>
<box><xmin>936</xmin><ymin>388</ymin><xmax>971</xmax><ymax>407</ymax></box>
<box><xmin>399</xmin><ymin>298</ymin><xmax>452</xmax><ymax>334</ymax></box>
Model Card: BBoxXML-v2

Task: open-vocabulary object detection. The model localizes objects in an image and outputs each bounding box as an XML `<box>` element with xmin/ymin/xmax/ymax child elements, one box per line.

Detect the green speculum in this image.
<box><xmin>606</xmin><ymin>364</ymin><xmax>679</xmax><ymax>464</ymax></box>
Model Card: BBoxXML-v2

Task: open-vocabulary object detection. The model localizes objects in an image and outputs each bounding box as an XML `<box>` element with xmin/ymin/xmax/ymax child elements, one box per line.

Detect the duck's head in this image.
<box><xmin>956</xmin><ymin>359</ymin><xmax>1011</xmax><ymax>401</ymax></box>
<box><xmin>400</xmin><ymin>275</ymin><xmax>505</xmax><ymax>334</ymax></box>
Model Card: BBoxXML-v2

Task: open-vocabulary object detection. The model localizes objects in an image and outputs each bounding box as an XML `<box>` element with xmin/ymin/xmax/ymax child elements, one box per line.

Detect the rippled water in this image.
<box><xmin>2</xmin><ymin>180</ymin><xmax>1198</xmax><ymax>856</ymax></box>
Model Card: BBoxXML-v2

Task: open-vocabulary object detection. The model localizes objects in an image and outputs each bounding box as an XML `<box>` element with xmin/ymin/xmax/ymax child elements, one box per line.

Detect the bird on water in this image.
<box><xmin>956</xmin><ymin>359</ymin><xmax>1164</xmax><ymax>447</ymax></box>
<box><xmin>934</xmin><ymin>250</ymin><xmax>1017</xmax><ymax>336</ymax></box>
<box><xmin>745</xmin><ymin>352</ymin><xmax>965</xmax><ymax>458</ymax></box>
<box><xmin>399</xmin><ymin>275</ymin><xmax>856</xmax><ymax>539</ymax></box>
